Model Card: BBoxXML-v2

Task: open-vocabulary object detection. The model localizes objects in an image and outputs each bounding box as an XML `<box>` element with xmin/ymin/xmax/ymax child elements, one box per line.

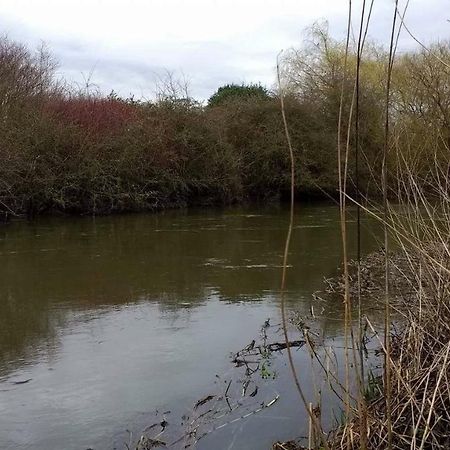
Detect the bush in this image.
<box><xmin>1</xmin><ymin>32</ymin><xmax>449</xmax><ymax>218</ymax></box>
<box><xmin>207</xmin><ymin>83</ymin><xmax>270</xmax><ymax>107</ymax></box>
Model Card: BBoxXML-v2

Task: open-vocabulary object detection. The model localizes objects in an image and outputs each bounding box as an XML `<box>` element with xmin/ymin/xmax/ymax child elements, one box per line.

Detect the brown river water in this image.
<box><xmin>0</xmin><ymin>204</ymin><xmax>382</xmax><ymax>450</ymax></box>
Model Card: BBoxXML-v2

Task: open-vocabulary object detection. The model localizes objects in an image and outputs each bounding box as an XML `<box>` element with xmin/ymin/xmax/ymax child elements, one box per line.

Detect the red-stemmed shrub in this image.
<box><xmin>44</xmin><ymin>96</ymin><xmax>138</xmax><ymax>137</ymax></box>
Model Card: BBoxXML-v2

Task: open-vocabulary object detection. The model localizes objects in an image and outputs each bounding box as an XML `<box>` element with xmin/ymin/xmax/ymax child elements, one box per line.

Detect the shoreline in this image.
<box><xmin>274</xmin><ymin>241</ymin><xmax>450</xmax><ymax>449</ymax></box>
<box><xmin>0</xmin><ymin>196</ymin><xmax>337</xmax><ymax>224</ymax></box>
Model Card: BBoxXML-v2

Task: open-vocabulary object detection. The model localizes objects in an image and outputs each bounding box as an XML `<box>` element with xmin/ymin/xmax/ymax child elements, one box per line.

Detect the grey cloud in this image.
<box><xmin>1</xmin><ymin>1</ymin><xmax>449</xmax><ymax>101</ymax></box>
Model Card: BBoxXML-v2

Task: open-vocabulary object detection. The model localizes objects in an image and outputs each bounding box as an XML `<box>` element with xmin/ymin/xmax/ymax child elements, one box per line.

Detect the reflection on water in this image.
<box><xmin>0</xmin><ymin>205</ymin><xmax>381</xmax><ymax>450</ymax></box>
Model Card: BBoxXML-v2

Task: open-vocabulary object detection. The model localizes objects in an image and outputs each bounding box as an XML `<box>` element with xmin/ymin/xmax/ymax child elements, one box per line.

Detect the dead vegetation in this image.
<box><xmin>130</xmin><ymin>320</ymin><xmax>295</xmax><ymax>449</ymax></box>
<box><xmin>274</xmin><ymin>2</ymin><xmax>450</xmax><ymax>449</ymax></box>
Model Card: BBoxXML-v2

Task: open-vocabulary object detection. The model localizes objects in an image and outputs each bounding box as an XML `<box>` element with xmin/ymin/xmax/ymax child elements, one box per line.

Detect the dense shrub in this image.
<box><xmin>207</xmin><ymin>83</ymin><xmax>270</xmax><ymax>107</ymax></box>
<box><xmin>45</xmin><ymin>95</ymin><xmax>137</xmax><ymax>137</ymax></box>
<box><xmin>0</xmin><ymin>31</ymin><xmax>448</xmax><ymax>218</ymax></box>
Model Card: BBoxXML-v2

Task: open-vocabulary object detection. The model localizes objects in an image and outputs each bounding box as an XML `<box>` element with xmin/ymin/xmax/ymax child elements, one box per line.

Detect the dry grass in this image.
<box><xmin>276</xmin><ymin>1</ymin><xmax>450</xmax><ymax>448</ymax></box>
<box><xmin>275</xmin><ymin>156</ymin><xmax>450</xmax><ymax>449</ymax></box>
<box><xmin>339</xmin><ymin>151</ymin><xmax>450</xmax><ymax>450</ymax></box>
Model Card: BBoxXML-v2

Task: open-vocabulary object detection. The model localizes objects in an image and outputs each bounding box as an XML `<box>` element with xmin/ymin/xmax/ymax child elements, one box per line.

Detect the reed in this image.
<box><xmin>276</xmin><ymin>2</ymin><xmax>450</xmax><ymax>449</ymax></box>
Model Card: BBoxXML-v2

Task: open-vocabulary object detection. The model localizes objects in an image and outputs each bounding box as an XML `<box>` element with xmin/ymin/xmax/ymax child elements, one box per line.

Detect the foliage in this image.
<box><xmin>0</xmin><ymin>30</ymin><xmax>449</xmax><ymax>218</ymax></box>
<box><xmin>207</xmin><ymin>83</ymin><xmax>270</xmax><ymax>107</ymax></box>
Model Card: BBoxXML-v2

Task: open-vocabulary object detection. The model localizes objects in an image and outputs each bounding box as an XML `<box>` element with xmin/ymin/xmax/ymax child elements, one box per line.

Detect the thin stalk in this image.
<box><xmin>337</xmin><ymin>1</ymin><xmax>353</xmax><ymax>444</ymax></box>
<box><xmin>383</xmin><ymin>3</ymin><xmax>399</xmax><ymax>449</ymax></box>
<box><xmin>354</xmin><ymin>1</ymin><xmax>369</xmax><ymax>447</ymax></box>
<box><xmin>277</xmin><ymin>52</ymin><xmax>329</xmax><ymax>450</ymax></box>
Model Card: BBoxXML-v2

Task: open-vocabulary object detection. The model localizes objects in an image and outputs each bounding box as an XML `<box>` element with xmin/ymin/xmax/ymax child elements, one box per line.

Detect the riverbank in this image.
<box><xmin>3</xmin><ymin>32</ymin><xmax>448</xmax><ymax>220</ymax></box>
<box><xmin>274</xmin><ymin>235</ymin><xmax>450</xmax><ymax>449</ymax></box>
<box><xmin>0</xmin><ymin>86</ymin><xmax>341</xmax><ymax>220</ymax></box>
<box><xmin>1</xmin><ymin>34</ymin><xmax>343</xmax><ymax>219</ymax></box>
<box><xmin>339</xmin><ymin>241</ymin><xmax>450</xmax><ymax>449</ymax></box>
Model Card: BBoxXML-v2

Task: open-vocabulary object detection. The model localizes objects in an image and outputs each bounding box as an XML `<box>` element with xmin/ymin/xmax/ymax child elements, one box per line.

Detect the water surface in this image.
<box><xmin>0</xmin><ymin>205</ymin><xmax>381</xmax><ymax>449</ymax></box>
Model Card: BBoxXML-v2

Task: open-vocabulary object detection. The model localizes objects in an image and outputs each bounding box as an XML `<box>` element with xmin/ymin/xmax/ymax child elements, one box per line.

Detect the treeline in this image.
<box><xmin>0</xmin><ymin>25</ymin><xmax>449</xmax><ymax>217</ymax></box>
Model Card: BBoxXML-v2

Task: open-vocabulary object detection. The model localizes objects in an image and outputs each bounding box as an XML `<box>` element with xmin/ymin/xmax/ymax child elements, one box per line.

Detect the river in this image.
<box><xmin>0</xmin><ymin>204</ymin><xmax>382</xmax><ymax>450</ymax></box>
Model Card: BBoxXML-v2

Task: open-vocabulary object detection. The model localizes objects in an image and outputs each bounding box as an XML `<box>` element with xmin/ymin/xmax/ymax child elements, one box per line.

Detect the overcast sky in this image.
<box><xmin>1</xmin><ymin>0</ymin><xmax>449</xmax><ymax>100</ymax></box>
